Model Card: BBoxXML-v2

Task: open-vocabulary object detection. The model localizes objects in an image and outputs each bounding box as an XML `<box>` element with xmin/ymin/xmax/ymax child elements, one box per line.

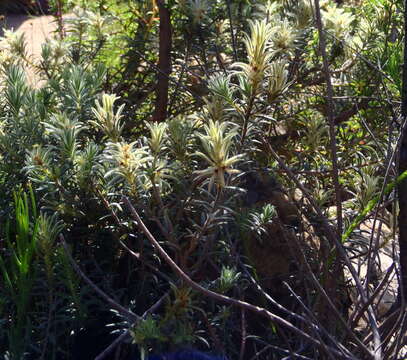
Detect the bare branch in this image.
<box><xmin>153</xmin><ymin>0</ymin><xmax>172</xmax><ymax>122</ymax></box>
<box><xmin>59</xmin><ymin>235</ymin><xmax>140</xmax><ymax>323</ymax></box>
<box><xmin>312</xmin><ymin>0</ymin><xmax>342</xmax><ymax>237</ymax></box>
<box><xmin>122</xmin><ymin>196</ymin><xmax>356</xmax><ymax>359</ymax></box>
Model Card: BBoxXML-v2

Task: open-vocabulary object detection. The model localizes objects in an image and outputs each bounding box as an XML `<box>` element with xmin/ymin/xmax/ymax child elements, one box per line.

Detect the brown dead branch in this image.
<box><xmin>152</xmin><ymin>0</ymin><xmax>172</xmax><ymax>122</ymax></box>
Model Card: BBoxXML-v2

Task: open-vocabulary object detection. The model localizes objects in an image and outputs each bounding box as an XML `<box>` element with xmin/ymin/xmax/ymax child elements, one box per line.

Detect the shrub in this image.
<box><xmin>0</xmin><ymin>0</ymin><xmax>406</xmax><ymax>359</ymax></box>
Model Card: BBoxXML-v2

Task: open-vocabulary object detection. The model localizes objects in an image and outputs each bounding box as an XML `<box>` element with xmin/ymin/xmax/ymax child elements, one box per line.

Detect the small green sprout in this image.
<box><xmin>270</xmin><ymin>19</ymin><xmax>299</xmax><ymax>56</ymax></box>
<box><xmin>267</xmin><ymin>60</ymin><xmax>290</xmax><ymax>102</ymax></box>
<box><xmin>104</xmin><ymin>142</ymin><xmax>150</xmax><ymax>192</ymax></box>
<box><xmin>234</xmin><ymin>19</ymin><xmax>273</xmax><ymax>93</ymax></box>
<box><xmin>218</xmin><ymin>266</ymin><xmax>241</xmax><ymax>293</ymax></box>
<box><xmin>244</xmin><ymin>204</ymin><xmax>277</xmax><ymax>243</ymax></box>
<box><xmin>147</xmin><ymin>122</ymin><xmax>168</xmax><ymax>155</ymax></box>
<box><xmin>90</xmin><ymin>93</ymin><xmax>124</xmax><ymax>142</ymax></box>
<box><xmin>194</xmin><ymin>120</ymin><xmax>243</xmax><ymax>191</ymax></box>
<box><xmin>323</xmin><ymin>4</ymin><xmax>355</xmax><ymax>39</ymax></box>
<box><xmin>188</xmin><ymin>0</ymin><xmax>209</xmax><ymax>24</ymax></box>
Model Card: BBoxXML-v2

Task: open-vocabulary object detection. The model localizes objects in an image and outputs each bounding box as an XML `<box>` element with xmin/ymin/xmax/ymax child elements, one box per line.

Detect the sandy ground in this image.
<box><xmin>3</xmin><ymin>14</ymin><xmax>57</xmax><ymax>55</ymax></box>
<box><xmin>0</xmin><ymin>14</ymin><xmax>58</xmax><ymax>85</ymax></box>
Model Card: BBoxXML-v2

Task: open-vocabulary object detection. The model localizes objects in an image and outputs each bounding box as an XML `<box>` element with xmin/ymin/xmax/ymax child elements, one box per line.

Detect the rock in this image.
<box><xmin>345</xmin><ymin>218</ymin><xmax>398</xmax><ymax>317</ymax></box>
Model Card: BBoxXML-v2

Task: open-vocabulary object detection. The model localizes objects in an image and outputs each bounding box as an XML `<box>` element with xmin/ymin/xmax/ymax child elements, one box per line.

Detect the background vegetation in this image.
<box><xmin>0</xmin><ymin>0</ymin><xmax>406</xmax><ymax>359</ymax></box>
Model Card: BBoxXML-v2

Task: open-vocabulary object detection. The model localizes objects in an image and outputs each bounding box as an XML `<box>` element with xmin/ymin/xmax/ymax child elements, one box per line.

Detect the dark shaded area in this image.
<box><xmin>0</xmin><ymin>15</ymin><xmax>25</xmax><ymax>37</ymax></box>
<box><xmin>0</xmin><ymin>0</ymin><xmax>50</xmax><ymax>15</ymax></box>
<box><xmin>69</xmin><ymin>312</ymin><xmax>119</xmax><ymax>360</ymax></box>
<box><xmin>147</xmin><ymin>349</ymin><xmax>228</xmax><ymax>360</ymax></box>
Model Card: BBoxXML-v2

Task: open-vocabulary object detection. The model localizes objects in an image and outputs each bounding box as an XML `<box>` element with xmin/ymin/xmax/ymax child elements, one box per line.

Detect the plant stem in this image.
<box><xmin>153</xmin><ymin>0</ymin><xmax>172</xmax><ymax>122</ymax></box>
<box><xmin>226</xmin><ymin>0</ymin><xmax>237</xmax><ymax>62</ymax></box>
<box><xmin>398</xmin><ymin>0</ymin><xmax>407</xmax><ymax>304</ymax></box>
<box><xmin>313</xmin><ymin>0</ymin><xmax>343</xmax><ymax>238</ymax></box>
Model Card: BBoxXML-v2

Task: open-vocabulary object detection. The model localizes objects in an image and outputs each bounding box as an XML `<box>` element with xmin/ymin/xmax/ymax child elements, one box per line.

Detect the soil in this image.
<box><xmin>0</xmin><ymin>14</ymin><xmax>58</xmax><ymax>85</ymax></box>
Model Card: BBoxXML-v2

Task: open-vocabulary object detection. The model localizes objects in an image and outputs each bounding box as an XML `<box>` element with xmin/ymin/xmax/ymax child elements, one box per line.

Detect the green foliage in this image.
<box><xmin>217</xmin><ymin>266</ymin><xmax>241</xmax><ymax>294</ymax></box>
<box><xmin>243</xmin><ymin>203</ymin><xmax>276</xmax><ymax>243</ymax></box>
<box><xmin>131</xmin><ymin>316</ymin><xmax>167</xmax><ymax>350</ymax></box>
<box><xmin>0</xmin><ymin>187</ymin><xmax>67</xmax><ymax>359</ymax></box>
<box><xmin>0</xmin><ymin>0</ymin><xmax>404</xmax><ymax>358</ymax></box>
<box><xmin>0</xmin><ymin>188</ymin><xmax>38</xmax><ymax>359</ymax></box>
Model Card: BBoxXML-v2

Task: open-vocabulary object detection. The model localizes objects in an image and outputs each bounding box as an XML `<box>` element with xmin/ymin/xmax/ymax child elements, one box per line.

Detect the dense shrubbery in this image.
<box><xmin>0</xmin><ymin>0</ymin><xmax>406</xmax><ymax>359</ymax></box>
